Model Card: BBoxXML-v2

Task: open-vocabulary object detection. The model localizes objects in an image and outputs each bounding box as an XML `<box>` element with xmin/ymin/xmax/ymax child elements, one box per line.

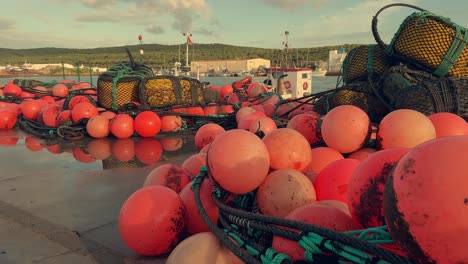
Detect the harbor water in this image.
<box><xmin>0</xmin><ymin>75</ymin><xmax>340</xmax><ymax>94</ymax></box>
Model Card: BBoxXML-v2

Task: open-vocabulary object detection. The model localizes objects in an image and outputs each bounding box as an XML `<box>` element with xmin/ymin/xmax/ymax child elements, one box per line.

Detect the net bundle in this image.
<box><xmin>191</xmin><ymin>167</ymin><xmax>416</xmax><ymax>264</ymax></box>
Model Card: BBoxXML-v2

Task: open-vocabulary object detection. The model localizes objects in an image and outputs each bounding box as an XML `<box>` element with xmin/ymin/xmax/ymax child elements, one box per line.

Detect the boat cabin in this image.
<box><xmin>263</xmin><ymin>67</ymin><xmax>312</xmax><ymax>99</ymax></box>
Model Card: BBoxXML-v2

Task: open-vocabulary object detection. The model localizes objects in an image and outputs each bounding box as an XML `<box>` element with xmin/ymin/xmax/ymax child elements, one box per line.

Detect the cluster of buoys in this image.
<box><xmin>118</xmin><ymin>98</ymin><xmax>468</xmax><ymax>263</ymax></box>
<box><xmin>0</xmin><ymin>80</ymin><xmax>241</xmax><ymax>141</ymax></box>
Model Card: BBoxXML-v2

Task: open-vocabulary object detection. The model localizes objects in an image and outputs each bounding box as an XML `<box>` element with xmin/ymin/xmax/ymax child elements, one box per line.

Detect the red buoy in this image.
<box><xmin>347</xmin><ymin>147</ymin><xmax>410</xmax><ymax>228</ymax></box>
<box><xmin>134</xmin><ymin>111</ymin><xmax>161</xmax><ymax>137</ymax></box>
<box><xmin>207</xmin><ymin>129</ymin><xmax>269</xmax><ymax>194</ymax></box>
<box><xmin>383</xmin><ymin>136</ymin><xmax>468</xmax><ymax>263</ymax></box>
<box><xmin>118</xmin><ymin>186</ymin><xmax>186</xmax><ymax>256</ymax></box>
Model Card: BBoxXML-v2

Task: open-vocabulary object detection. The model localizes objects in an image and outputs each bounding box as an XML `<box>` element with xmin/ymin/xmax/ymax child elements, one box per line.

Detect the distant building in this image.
<box><xmin>190</xmin><ymin>58</ymin><xmax>270</xmax><ymax>74</ymax></box>
<box><xmin>328</xmin><ymin>49</ymin><xmax>347</xmax><ymax>72</ymax></box>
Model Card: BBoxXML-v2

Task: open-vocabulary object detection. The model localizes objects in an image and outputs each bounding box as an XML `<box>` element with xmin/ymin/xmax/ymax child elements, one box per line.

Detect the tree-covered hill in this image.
<box><xmin>0</xmin><ymin>43</ymin><xmax>364</xmax><ymax>68</ymax></box>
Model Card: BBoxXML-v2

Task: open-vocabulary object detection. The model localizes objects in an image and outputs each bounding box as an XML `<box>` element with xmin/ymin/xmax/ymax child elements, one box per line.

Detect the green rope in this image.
<box><xmin>260</xmin><ymin>248</ymin><xmax>290</xmax><ymax>264</ymax></box>
<box><xmin>433</xmin><ymin>26</ymin><xmax>468</xmax><ymax>76</ymax></box>
<box><xmin>299</xmin><ymin>231</ymin><xmax>394</xmax><ymax>264</ymax></box>
<box><xmin>346</xmin><ymin>226</ymin><xmax>394</xmax><ymax>245</ymax></box>
<box><xmin>103</xmin><ymin>63</ymin><xmax>154</xmax><ymax>110</ymax></box>
<box><xmin>224</xmin><ymin>229</ymin><xmax>289</xmax><ymax>264</ymax></box>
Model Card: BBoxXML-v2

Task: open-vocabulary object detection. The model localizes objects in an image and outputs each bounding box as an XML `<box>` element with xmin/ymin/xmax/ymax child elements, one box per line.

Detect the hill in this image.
<box><xmin>0</xmin><ymin>43</ymin><xmax>364</xmax><ymax>68</ymax></box>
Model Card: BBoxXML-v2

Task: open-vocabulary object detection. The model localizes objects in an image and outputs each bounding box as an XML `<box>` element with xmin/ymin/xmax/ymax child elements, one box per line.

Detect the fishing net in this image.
<box><xmin>139</xmin><ymin>75</ymin><xmax>206</xmax><ymax>109</ymax></box>
<box><xmin>342</xmin><ymin>45</ymin><xmax>393</xmax><ymax>84</ymax></box>
<box><xmin>373</xmin><ymin>3</ymin><xmax>468</xmax><ymax>78</ymax></box>
<box><xmin>190</xmin><ymin>167</ymin><xmax>415</xmax><ymax>264</ymax></box>
<box><xmin>97</xmin><ymin>48</ymin><xmax>154</xmax><ymax>111</ymax></box>
<box><xmin>377</xmin><ymin>65</ymin><xmax>468</xmax><ymax>120</ymax></box>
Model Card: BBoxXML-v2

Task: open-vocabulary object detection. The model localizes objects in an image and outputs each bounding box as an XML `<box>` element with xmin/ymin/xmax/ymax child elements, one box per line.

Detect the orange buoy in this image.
<box><xmin>159</xmin><ymin>137</ymin><xmax>183</xmax><ymax>152</ymax></box>
<box><xmin>347</xmin><ymin>147</ymin><xmax>410</xmax><ymax>228</ymax></box>
<box><xmin>262</xmin><ymin>128</ymin><xmax>312</xmax><ymax>172</ymax></box>
<box><xmin>20</xmin><ymin>91</ymin><xmax>35</xmax><ymax>99</ymax></box>
<box><xmin>111</xmin><ymin>138</ymin><xmax>135</xmax><ymax>162</ymax></box>
<box><xmin>143</xmin><ymin>164</ymin><xmax>191</xmax><ymax>193</ymax></box>
<box><xmin>235</xmin><ymin>106</ymin><xmax>256</xmax><ymax>122</ymax></box>
<box><xmin>195</xmin><ymin>123</ymin><xmax>225</xmax><ymax>151</ymax></box>
<box><xmin>428</xmin><ymin>112</ymin><xmax>468</xmax><ymax>138</ymax></box>
<box><xmin>179</xmin><ymin>178</ymin><xmax>218</xmax><ymax>234</ymax></box>
<box><xmin>160</xmin><ymin>115</ymin><xmax>182</xmax><ymax>132</ymax></box>
<box><xmin>315</xmin><ymin>200</ymin><xmax>351</xmax><ymax>215</ymax></box>
<box><xmin>305</xmin><ymin>147</ymin><xmax>344</xmax><ymax>174</ymax></box>
<box><xmin>220</xmin><ymin>105</ymin><xmax>235</xmax><ymax>114</ymax></box>
<box><xmin>86</xmin><ymin>115</ymin><xmax>110</xmax><ymax>139</ymax></box>
<box><xmin>0</xmin><ymin>108</ymin><xmax>17</xmax><ymax>130</ymax></box>
<box><xmin>39</xmin><ymin>95</ymin><xmax>55</xmax><ymax>103</ymax></box>
<box><xmin>182</xmin><ymin>153</ymin><xmax>207</xmax><ymax>179</ymax></box>
<box><xmin>134</xmin><ymin>111</ymin><xmax>161</xmax><ymax>137</ymax></box>
<box><xmin>87</xmin><ymin>138</ymin><xmax>112</xmax><ymax>160</ymax></box>
<box><xmin>100</xmin><ymin>111</ymin><xmax>116</xmax><ymax>120</ymax></box>
<box><xmin>347</xmin><ymin>147</ymin><xmax>378</xmax><ymax>161</ymax></box>
<box><xmin>71</xmin><ymin>102</ymin><xmax>98</xmax><ymax>123</ymax></box>
<box><xmin>2</xmin><ymin>103</ymin><xmax>21</xmax><ymax>117</ymax></box>
<box><xmin>257</xmin><ymin>169</ymin><xmax>316</xmax><ymax>218</ymax></box>
<box><xmin>273</xmin><ymin>204</ymin><xmax>362</xmax><ymax>262</ymax></box>
<box><xmin>52</xmin><ymin>83</ymin><xmax>69</xmax><ymax>97</ymax></box>
<box><xmin>41</xmin><ymin>105</ymin><xmax>61</xmax><ymax>127</ymax></box>
<box><xmin>321</xmin><ymin>105</ymin><xmax>370</xmax><ymax>153</ymax></box>
<box><xmin>247</xmin><ymin>83</ymin><xmax>267</xmax><ymax>98</ymax></box>
<box><xmin>166</xmin><ymin>232</ymin><xmax>243</xmax><ymax>264</ymax></box>
<box><xmin>275</xmin><ymin>102</ymin><xmax>296</xmax><ymax>119</ymax></box>
<box><xmin>110</xmin><ymin>114</ymin><xmax>134</xmax><ymax>139</ymax></box>
<box><xmin>187</xmin><ymin>106</ymin><xmax>205</xmax><ymax>116</ymax></box>
<box><xmin>56</xmin><ymin>110</ymin><xmax>72</xmax><ymax>126</ymax></box>
<box><xmin>226</xmin><ymin>93</ymin><xmax>240</xmax><ymax>104</ymax></box>
<box><xmin>314</xmin><ymin>158</ymin><xmax>360</xmax><ymax>203</ymax></box>
<box><xmin>220</xmin><ymin>84</ymin><xmax>233</xmax><ymax>98</ymax></box>
<box><xmin>207</xmin><ymin>129</ymin><xmax>269</xmax><ymax>194</ymax></box>
<box><xmin>377</xmin><ymin>109</ymin><xmax>436</xmax><ymax>149</ymax></box>
<box><xmin>203</xmin><ymin>104</ymin><xmax>220</xmax><ymax>116</ymax></box>
<box><xmin>67</xmin><ymin>95</ymin><xmax>91</xmax><ymax>110</ymax></box>
<box><xmin>262</xmin><ymin>103</ymin><xmax>276</xmax><ymax>117</ymax></box>
<box><xmin>118</xmin><ymin>186</ymin><xmax>186</xmax><ymax>256</ymax></box>
<box><xmin>286</xmin><ymin>113</ymin><xmax>321</xmax><ymax>145</ymax></box>
<box><xmin>383</xmin><ymin>136</ymin><xmax>468</xmax><ymax>263</ymax></box>
<box><xmin>135</xmin><ymin>138</ymin><xmax>163</xmax><ymax>165</ymax></box>
<box><xmin>237</xmin><ymin>111</ymin><xmax>266</xmax><ymax>130</ymax></box>
<box><xmin>199</xmin><ymin>143</ymin><xmax>210</xmax><ymax>154</ymax></box>
<box><xmin>20</xmin><ymin>100</ymin><xmax>42</xmax><ymax>120</ymax></box>
<box><xmin>3</xmin><ymin>83</ymin><xmax>22</xmax><ymax>97</ymax></box>
<box><xmin>248</xmin><ymin>116</ymin><xmax>277</xmax><ymax>135</ymax></box>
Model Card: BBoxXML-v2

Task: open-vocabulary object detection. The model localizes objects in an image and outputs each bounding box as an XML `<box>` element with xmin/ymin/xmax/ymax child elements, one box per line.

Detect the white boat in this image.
<box><xmin>262</xmin><ymin>31</ymin><xmax>312</xmax><ymax>99</ymax></box>
<box><xmin>311</xmin><ymin>68</ymin><xmax>327</xmax><ymax>77</ymax></box>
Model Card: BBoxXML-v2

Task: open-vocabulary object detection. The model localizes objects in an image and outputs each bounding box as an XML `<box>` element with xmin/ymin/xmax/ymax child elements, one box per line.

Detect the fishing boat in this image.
<box><xmin>261</xmin><ymin>31</ymin><xmax>312</xmax><ymax>100</ymax></box>
<box><xmin>311</xmin><ymin>68</ymin><xmax>327</xmax><ymax>77</ymax></box>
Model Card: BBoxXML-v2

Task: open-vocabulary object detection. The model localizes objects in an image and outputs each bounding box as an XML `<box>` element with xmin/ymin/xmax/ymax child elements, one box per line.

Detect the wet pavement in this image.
<box><xmin>0</xmin><ymin>129</ymin><xmax>198</xmax><ymax>264</ymax></box>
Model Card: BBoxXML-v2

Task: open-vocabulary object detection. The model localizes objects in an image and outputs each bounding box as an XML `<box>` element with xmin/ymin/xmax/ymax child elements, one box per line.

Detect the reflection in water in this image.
<box><xmin>3</xmin><ymin>129</ymin><xmax>198</xmax><ymax>170</ymax></box>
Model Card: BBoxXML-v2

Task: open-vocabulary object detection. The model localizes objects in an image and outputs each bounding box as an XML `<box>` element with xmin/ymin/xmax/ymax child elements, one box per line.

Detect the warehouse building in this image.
<box><xmin>190</xmin><ymin>58</ymin><xmax>270</xmax><ymax>74</ymax></box>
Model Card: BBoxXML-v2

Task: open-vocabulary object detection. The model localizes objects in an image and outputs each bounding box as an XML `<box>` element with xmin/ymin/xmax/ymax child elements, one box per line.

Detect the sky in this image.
<box><xmin>1</xmin><ymin>0</ymin><xmax>468</xmax><ymax>50</ymax></box>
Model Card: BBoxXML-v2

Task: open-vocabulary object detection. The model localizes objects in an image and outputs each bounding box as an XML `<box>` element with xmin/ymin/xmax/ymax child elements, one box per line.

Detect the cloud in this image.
<box><xmin>295</xmin><ymin>0</ymin><xmax>421</xmax><ymax>47</ymax></box>
<box><xmin>146</xmin><ymin>25</ymin><xmax>165</xmax><ymax>34</ymax></box>
<box><xmin>74</xmin><ymin>0</ymin><xmax>211</xmax><ymax>33</ymax></box>
<box><xmin>0</xmin><ymin>18</ymin><xmax>16</xmax><ymax>30</ymax></box>
<box><xmin>193</xmin><ymin>28</ymin><xmax>215</xmax><ymax>36</ymax></box>
<box><xmin>79</xmin><ymin>0</ymin><xmax>117</xmax><ymax>9</ymax></box>
<box><xmin>260</xmin><ymin>0</ymin><xmax>328</xmax><ymax>12</ymax></box>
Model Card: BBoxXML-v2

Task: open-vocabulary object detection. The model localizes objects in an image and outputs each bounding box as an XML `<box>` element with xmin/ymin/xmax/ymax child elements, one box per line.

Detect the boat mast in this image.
<box><xmin>282</xmin><ymin>31</ymin><xmax>289</xmax><ymax>68</ymax></box>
